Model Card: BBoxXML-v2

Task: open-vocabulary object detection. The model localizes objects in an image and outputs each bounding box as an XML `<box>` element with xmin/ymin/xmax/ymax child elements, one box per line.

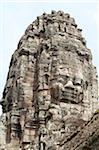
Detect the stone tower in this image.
<box><xmin>0</xmin><ymin>11</ymin><xmax>98</xmax><ymax>150</ymax></box>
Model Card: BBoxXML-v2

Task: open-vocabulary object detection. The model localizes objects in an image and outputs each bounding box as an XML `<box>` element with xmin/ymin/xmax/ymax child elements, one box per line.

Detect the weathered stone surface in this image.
<box><xmin>60</xmin><ymin>111</ymin><xmax>99</xmax><ymax>150</ymax></box>
<box><xmin>0</xmin><ymin>11</ymin><xmax>99</xmax><ymax>149</ymax></box>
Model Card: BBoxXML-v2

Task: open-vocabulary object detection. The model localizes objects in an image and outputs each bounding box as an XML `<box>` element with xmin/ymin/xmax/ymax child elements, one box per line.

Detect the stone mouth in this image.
<box><xmin>60</xmin><ymin>98</ymin><xmax>78</xmax><ymax>104</ymax></box>
<box><xmin>60</xmin><ymin>87</ymin><xmax>80</xmax><ymax>104</ymax></box>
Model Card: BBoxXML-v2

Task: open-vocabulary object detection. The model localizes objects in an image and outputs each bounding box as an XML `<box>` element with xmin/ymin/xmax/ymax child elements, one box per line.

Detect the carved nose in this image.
<box><xmin>64</xmin><ymin>80</ymin><xmax>74</xmax><ymax>88</ymax></box>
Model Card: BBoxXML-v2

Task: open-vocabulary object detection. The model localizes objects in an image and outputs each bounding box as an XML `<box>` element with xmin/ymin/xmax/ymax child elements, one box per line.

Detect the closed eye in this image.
<box><xmin>74</xmin><ymin>82</ymin><xmax>81</xmax><ymax>86</ymax></box>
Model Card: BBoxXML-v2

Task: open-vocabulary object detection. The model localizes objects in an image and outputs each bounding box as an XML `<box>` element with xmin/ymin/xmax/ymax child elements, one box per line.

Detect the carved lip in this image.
<box><xmin>60</xmin><ymin>87</ymin><xmax>79</xmax><ymax>104</ymax></box>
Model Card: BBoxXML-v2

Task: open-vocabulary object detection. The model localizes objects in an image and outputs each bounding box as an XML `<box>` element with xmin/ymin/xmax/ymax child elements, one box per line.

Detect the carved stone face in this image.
<box><xmin>38</xmin><ymin>45</ymin><xmax>98</xmax><ymax>146</ymax></box>
<box><xmin>0</xmin><ymin>12</ymin><xmax>98</xmax><ymax>150</ymax></box>
<box><xmin>35</xmin><ymin>46</ymin><xmax>92</xmax><ymax>147</ymax></box>
<box><xmin>39</xmin><ymin>42</ymin><xmax>98</xmax><ymax>126</ymax></box>
<box><xmin>50</xmin><ymin>50</ymin><xmax>88</xmax><ymax>105</ymax></box>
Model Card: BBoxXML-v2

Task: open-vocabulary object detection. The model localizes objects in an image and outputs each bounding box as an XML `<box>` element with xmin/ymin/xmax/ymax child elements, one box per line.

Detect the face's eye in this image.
<box><xmin>63</xmin><ymin>75</ymin><xmax>70</xmax><ymax>84</ymax></box>
<box><xmin>73</xmin><ymin>77</ymin><xmax>82</xmax><ymax>86</ymax></box>
<box><xmin>57</xmin><ymin>75</ymin><xmax>70</xmax><ymax>83</ymax></box>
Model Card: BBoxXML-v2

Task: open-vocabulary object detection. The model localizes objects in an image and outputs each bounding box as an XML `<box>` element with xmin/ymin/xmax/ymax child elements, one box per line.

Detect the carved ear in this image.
<box><xmin>83</xmin><ymin>81</ymin><xmax>88</xmax><ymax>90</ymax></box>
<box><xmin>78</xmin><ymin>92</ymin><xmax>84</xmax><ymax>103</ymax></box>
<box><xmin>50</xmin><ymin>84</ymin><xmax>59</xmax><ymax>100</ymax></box>
<box><xmin>44</xmin><ymin>74</ymin><xmax>50</xmax><ymax>85</ymax></box>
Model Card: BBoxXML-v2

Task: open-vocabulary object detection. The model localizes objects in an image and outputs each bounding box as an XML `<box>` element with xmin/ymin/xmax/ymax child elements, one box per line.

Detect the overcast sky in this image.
<box><xmin>0</xmin><ymin>0</ymin><xmax>99</xmax><ymax>115</ymax></box>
